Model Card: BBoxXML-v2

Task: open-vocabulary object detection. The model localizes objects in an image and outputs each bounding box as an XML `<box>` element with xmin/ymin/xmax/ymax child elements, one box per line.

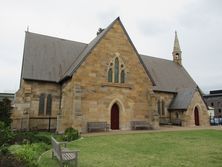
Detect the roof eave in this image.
<box><xmin>168</xmin><ymin>108</ymin><xmax>187</xmax><ymax>111</ymax></box>
<box><xmin>23</xmin><ymin>78</ymin><xmax>58</xmax><ymax>84</ymax></box>
<box><xmin>153</xmin><ymin>89</ymin><xmax>177</xmax><ymax>94</ymax></box>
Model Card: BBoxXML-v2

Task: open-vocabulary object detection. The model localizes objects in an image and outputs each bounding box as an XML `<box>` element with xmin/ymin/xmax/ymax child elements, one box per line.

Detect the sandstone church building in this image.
<box><xmin>12</xmin><ymin>17</ymin><xmax>209</xmax><ymax>133</ymax></box>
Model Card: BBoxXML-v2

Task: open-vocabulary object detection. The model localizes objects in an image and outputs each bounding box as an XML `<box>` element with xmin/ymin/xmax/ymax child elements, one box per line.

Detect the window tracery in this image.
<box><xmin>107</xmin><ymin>55</ymin><xmax>126</xmax><ymax>84</ymax></box>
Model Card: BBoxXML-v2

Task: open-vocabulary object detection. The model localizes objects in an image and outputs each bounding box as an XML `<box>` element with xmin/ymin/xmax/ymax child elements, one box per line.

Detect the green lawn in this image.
<box><xmin>39</xmin><ymin>130</ymin><xmax>222</xmax><ymax>167</ymax></box>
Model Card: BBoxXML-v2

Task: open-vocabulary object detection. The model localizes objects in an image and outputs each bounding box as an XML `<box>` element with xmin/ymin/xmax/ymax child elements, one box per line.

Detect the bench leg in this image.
<box><xmin>75</xmin><ymin>153</ymin><xmax>78</xmax><ymax>167</ymax></box>
<box><xmin>52</xmin><ymin>150</ymin><xmax>54</xmax><ymax>159</ymax></box>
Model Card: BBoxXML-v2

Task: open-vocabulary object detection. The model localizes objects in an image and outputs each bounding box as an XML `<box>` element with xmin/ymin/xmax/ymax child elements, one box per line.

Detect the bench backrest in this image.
<box><xmin>51</xmin><ymin>136</ymin><xmax>62</xmax><ymax>160</ymax></box>
<box><xmin>87</xmin><ymin>122</ymin><xmax>107</xmax><ymax>128</ymax></box>
<box><xmin>131</xmin><ymin>121</ymin><xmax>148</xmax><ymax>125</ymax></box>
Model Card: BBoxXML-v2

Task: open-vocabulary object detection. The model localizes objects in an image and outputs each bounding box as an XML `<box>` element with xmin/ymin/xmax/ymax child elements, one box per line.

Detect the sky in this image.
<box><xmin>0</xmin><ymin>0</ymin><xmax>222</xmax><ymax>94</ymax></box>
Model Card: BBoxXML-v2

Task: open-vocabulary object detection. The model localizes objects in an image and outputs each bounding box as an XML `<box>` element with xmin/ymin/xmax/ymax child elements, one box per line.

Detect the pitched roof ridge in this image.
<box><xmin>140</xmin><ymin>54</ymin><xmax>173</xmax><ymax>63</ymax></box>
<box><xmin>26</xmin><ymin>31</ymin><xmax>87</xmax><ymax>45</ymax></box>
<box><xmin>60</xmin><ymin>17</ymin><xmax>121</xmax><ymax>81</ymax></box>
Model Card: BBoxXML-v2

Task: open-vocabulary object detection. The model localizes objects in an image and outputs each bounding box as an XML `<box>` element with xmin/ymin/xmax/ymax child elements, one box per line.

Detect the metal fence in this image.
<box><xmin>29</xmin><ymin>116</ymin><xmax>57</xmax><ymax>131</ymax></box>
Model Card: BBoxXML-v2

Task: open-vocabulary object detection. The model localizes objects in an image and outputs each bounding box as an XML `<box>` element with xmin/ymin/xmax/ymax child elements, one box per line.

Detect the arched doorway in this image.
<box><xmin>194</xmin><ymin>107</ymin><xmax>200</xmax><ymax>126</ymax></box>
<box><xmin>111</xmin><ymin>103</ymin><xmax>119</xmax><ymax>130</ymax></box>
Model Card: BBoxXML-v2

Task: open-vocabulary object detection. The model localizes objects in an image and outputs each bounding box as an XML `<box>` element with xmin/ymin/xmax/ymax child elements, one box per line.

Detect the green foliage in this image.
<box><xmin>0</xmin><ymin>130</ymin><xmax>60</xmax><ymax>167</ymax></box>
<box><xmin>0</xmin><ymin>98</ymin><xmax>12</xmax><ymax>126</ymax></box>
<box><xmin>9</xmin><ymin>143</ymin><xmax>50</xmax><ymax>167</ymax></box>
<box><xmin>0</xmin><ymin>121</ymin><xmax>15</xmax><ymax>147</ymax></box>
<box><xmin>63</xmin><ymin>127</ymin><xmax>79</xmax><ymax>141</ymax></box>
<box><xmin>14</xmin><ymin>131</ymin><xmax>51</xmax><ymax>145</ymax></box>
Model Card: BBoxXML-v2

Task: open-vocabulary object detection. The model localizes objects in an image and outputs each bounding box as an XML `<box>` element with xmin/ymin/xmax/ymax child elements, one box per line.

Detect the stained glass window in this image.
<box><xmin>120</xmin><ymin>70</ymin><xmax>125</xmax><ymax>83</ymax></box>
<box><xmin>108</xmin><ymin>68</ymin><xmax>113</xmax><ymax>82</ymax></box>
<box><xmin>114</xmin><ymin>58</ymin><xmax>119</xmax><ymax>83</ymax></box>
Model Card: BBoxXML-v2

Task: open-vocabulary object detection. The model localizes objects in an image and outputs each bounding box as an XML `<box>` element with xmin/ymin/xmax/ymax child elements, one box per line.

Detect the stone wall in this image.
<box><xmin>154</xmin><ymin>92</ymin><xmax>175</xmax><ymax>118</ymax></box>
<box><xmin>182</xmin><ymin>90</ymin><xmax>209</xmax><ymax>127</ymax></box>
<box><xmin>59</xmin><ymin>20</ymin><xmax>154</xmax><ymax>133</ymax></box>
<box><xmin>12</xmin><ymin>80</ymin><xmax>60</xmax><ymax>130</ymax></box>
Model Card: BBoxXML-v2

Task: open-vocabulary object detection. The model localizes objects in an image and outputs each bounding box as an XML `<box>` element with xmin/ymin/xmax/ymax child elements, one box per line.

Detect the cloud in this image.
<box><xmin>0</xmin><ymin>0</ymin><xmax>221</xmax><ymax>93</ymax></box>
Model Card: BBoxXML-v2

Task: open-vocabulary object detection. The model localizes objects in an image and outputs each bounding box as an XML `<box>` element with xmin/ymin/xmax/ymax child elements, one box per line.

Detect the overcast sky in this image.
<box><xmin>1</xmin><ymin>0</ymin><xmax>221</xmax><ymax>94</ymax></box>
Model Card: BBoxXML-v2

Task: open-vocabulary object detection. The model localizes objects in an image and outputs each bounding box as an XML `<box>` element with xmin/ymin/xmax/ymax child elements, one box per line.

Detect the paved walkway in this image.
<box><xmin>82</xmin><ymin>125</ymin><xmax>222</xmax><ymax>137</ymax></box>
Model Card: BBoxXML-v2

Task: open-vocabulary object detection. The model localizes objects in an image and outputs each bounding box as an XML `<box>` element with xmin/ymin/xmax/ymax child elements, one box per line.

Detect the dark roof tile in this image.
<box><xmin>22</xmin><ymin>32</ymin><xmax>87</xmax><ymax>82</ymax></box>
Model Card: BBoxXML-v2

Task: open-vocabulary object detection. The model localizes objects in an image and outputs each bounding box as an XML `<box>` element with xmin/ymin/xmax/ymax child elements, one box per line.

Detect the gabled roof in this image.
<box><xmin>61</xmin><ymin>17</ymin><xmax>155</xmax><ymax>85</ymax></box>
<box><xmin>140</xmin><ymin>55</ymin><xmax>197</xmax><ymax>92</ymax></box>
<box><xmin>140</xmin><ymin>55</ymin><xmax>198</xmax><ymax>110</ymax></box>
<box><xmin>20</xmin><ymin>18</ymin><xmax>202</xmax><ymax>110</ymax></box>
<box><xmin>21</xmin><ymin>32</ymin><xmax>87</xmax><ymax>82</ymax></box>
<box><xmin>61</xmin><ymin>18</ymin><xmax>120</xmax><ymax>80</ymax></box>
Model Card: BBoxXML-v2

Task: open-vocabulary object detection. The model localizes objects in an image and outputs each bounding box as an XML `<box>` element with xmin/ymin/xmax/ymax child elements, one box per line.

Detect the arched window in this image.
<box><xmin>162</xmin><ymin>100</ymin><xmax>165</xmax><ymax>116</ymax></box>
<box><xmin>39</xmin><ymin>93</ymin><xmax>45</xmax><ymax>115</ymax></box>
<box><xmin>120</xmin><ymin>70</ymin><xmax>125</xmax><ymax>83</ymax></box>
<box><xmin>176</xmin><ymin>112</ymin><xmax>179</xmax><ymax>119</ymax></box>
<box><xmin>157</xmin><ymin>100</ymin><xmax>161</xmax><ymax>115</ymax></box>
<box><xmin>39</xmin><ymin>93</ymin><xmax>52</xmax><ymax>116</ymax></box>
<box><xmin>114</xmin><ymin>57</ymin><xmax>119</xmax><ymax>83</ymax></box>
<box><xmin>108</xmin><ymin>68</ymin><xmax>113</xmax><ymax>82</ymax></box>
<box><xmin>107</xmin><ymin>56</ymin><xmax>126</xmax><ymax>83</ymax></box>
<box><xmin>46</xmin><ymin>94</ymin><xmax>52</xmax><ymax>116</ymax></box>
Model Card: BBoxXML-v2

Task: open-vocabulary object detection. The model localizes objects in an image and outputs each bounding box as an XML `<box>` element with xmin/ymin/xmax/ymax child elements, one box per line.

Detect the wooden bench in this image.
<box><xmin>159</xmin><ymin>118</ymin><xmax>171</xmax><ymax>125</ymax></box>
<box><xmin>131</xmin><ymin>121</ymin><xmax>152</xmax><ymax>130</ymax></box>
<box><xmin>87</xmin><ymin>122</ymin><xmax>108</xmax><ymax>132</ymax></box>
<box><xmin>51</xmin><ymin>136</ymin><xmax>79</xmax><ymax>167</ymax></box>
<box><xmin>171</xmin><ymin>119</ymin><xmax>182</xmax><ymax>126</ymax></box>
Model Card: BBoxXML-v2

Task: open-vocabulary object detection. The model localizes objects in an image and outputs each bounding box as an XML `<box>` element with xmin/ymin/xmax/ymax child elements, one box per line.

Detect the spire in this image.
<box><xmin>172</xmin><ymin>31</ymin><xmax>182</xmax><ymax>65</ymax></box>
<box><xmin>173</xmin><ymin>31</ymin><xmax>181</xmax><ymax>51</ymax></box>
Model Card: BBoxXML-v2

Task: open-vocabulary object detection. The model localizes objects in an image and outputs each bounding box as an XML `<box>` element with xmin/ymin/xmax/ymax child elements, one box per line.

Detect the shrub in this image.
<box><xmin>63</xmin><ymin>127</ymin><xmax>79</xmax><ymax>141</ymax></box>
<box><xmin>0</xmin><ymin>98</ymin><xmax>12</xmax><ymax>126</ymax></box>
<box><xmin>0</xmin><ymin>121</ymin><xmax>14</xmax><ymax>147</ymax></box>
<box><xmin>9</xmin><ymin>143</ymin><xmax>50</xmax><ymax>167</ymax></box>
<box><xmin>13</xmin><ymin>131</ymin><xmax>51</xmax><ymax>145</ymax></box>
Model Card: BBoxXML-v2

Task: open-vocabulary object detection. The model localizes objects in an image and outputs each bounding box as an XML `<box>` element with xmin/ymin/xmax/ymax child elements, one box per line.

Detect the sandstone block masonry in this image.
<box><xmin>12</xmin><ymin>18</ymin><xmax>209</xmax><ymax>132</ymax></box>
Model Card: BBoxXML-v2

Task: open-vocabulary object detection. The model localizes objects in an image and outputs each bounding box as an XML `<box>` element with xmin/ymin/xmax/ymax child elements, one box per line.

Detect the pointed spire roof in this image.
<box><xmin>173</xmin><ymin>31</ymin><xmax>181</xmax><ymax>52</ymax></box>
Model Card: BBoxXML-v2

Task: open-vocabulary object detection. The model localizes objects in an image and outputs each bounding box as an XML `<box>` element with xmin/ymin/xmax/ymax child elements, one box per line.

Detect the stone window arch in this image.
<box><xmin>120</xmin><ymin>70</ymin><xmax>125</xmax><ymax>83</ymax></box>
<box><xmin>108</xmin><ymin>68</ymin><xmax>113</xmax><ymax>82</ymax></box>
<box><xmin>162</xmin><ymin>100</ymin><xmax>165</xmax><ymax>116</ymax></box>
<box><xmin>107</xmin><ymin>54</ymin><xmax>126</xmax><ymax>83</ymax></box>
<box><xmin>114</xmin><ymin>57</ymin><xmax>119</xmax><ymax>83</ymax></box>
<box><xmin>157</xmin><ymin>99</ymin><xmax>161</xmax><ymax>115</ymax></box>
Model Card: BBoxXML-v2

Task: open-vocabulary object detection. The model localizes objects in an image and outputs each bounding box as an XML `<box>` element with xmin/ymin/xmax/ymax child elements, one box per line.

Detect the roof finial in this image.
<box><xmin>27</xmin><ymin>25</ymin><xmax>29</xmax><ymax>32</ymax></box>
<box><xmin>96</xmin><ymin>28</ymin><xmax>104</xmax><ymax>36</ymax></box>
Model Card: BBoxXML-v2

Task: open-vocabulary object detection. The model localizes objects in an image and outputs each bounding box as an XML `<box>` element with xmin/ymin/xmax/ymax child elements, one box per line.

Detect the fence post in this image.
<box><xmin>48</xmin><ymin>117</ymin><xmax>51</xmax><ymax>131</ymax></box>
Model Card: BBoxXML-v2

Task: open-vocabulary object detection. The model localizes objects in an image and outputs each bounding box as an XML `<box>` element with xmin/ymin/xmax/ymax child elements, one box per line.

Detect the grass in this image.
<box><xmin>39</xmin><ymin>130</ymin><xmax>222</xmax><ymax>167</ymax></box>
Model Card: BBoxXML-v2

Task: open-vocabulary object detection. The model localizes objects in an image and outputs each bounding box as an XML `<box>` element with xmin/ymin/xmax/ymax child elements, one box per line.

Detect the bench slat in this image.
<box><xmin>87</xmin><ymin>122</ymin><xmax>107</xmax><ymax>132</ymax></box>
<box><xmin>62</xmin><ymin>152</ymin><xmax>76</xmax><ymax>160</ymax></box>
<box><xmin>131</xmin><ymin>121</ymin><xmax>152</xmax><ymax>130</ymax></box>
<box><xmin>51</xmin><ymin>136</ymin><xmax>79</xmax><ymax>166</ymax></box>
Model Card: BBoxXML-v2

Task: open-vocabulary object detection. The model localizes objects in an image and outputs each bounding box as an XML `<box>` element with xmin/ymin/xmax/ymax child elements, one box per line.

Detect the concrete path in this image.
<box><xmin>82</xmin><ymin>125</ymin><xmax>222</xmax><ymax>137</ymax></box>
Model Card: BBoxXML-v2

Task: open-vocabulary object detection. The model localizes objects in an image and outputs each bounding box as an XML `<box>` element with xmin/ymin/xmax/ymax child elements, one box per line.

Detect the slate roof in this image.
<box><xmin>62</xmin><ymin>18</ymin><xmax>119</xmax><ymax>80</ymax></box>
<box><xmin>140</xmin><ymin>55</ymin><xmax>197</xmax><ymax>110</ymax></box>
<box><xmin>21</xmin><ymin>17</ymin><xmax>200</xmax><ymax>110</ymax></box>
<box><xmin>21</xmin><ymin>32</ymin><xmax>87</xmax><ymax>82</ymax></box>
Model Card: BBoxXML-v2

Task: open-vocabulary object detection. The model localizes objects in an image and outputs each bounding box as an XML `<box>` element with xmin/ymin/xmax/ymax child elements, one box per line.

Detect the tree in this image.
<box><xmin>0</xmin><ymin>98</ymin><xmax>12</xmax><ymax>127</ymax></box>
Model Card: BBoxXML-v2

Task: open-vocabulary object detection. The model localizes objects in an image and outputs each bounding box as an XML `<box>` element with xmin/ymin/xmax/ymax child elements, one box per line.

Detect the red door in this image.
<box><xmin>194</xmin><ymin>107</ymin><xmax>200</xmax><ymax>126</ymax></box>
<box><xmin>111</xmin><ymin>103</ymin><xmax>119</xmax><ymax>130</ymax></box>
